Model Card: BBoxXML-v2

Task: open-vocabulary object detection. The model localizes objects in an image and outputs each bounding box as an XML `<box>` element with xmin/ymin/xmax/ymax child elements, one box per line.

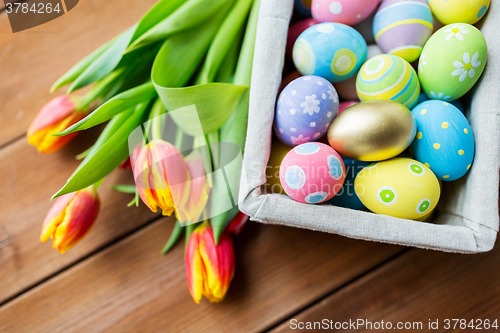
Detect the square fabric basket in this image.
<box><xmin>238</xmin><ymin>0</ymin><xmax>500</xmax><ymax>253</ymax></box>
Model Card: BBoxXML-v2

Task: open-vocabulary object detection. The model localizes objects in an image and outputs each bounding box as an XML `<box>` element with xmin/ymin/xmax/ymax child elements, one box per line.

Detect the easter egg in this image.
<box><xmin>266</xmin><ymin>141</ymin><xmax>293</xmax><ymax>194</ymax></box>
<box><xmin>334</xmin><ymin>45</ymin><xmax>383</xmax><ymax>100</ymax></box>
<box><xmin>295</xmin><ymin>0</ymin><xmax>313</xmax><ymax>17</ymax></box>
<box><xmin>326</xmin><ymin>158</ymin><xmax>368</xmax><ymax>210</ymax></box>
<box><xmin>410</xmin><ymin>100</ymin><xmax>474</xmax><ymax>181</ymax></box>
<box><xmin>418</xmin><ymin>24</ymin><xmax>487</xmax><ymax>101</ymax></box>
<box><xmin>280</xmin><ymin>142</ymin><xmax>346</xmax><ymax>203</ymax></box>
<box><xmin>311</xmin><ymin>0</ymin><xmax>380</xmax><ymax>26</ymax></box>
<box><xmin>429</xmin><ymin>0</ymin><xmax>490</xmax><ymax>25</ymax></box>
<box><xmin>274</xmin><ymin>75</ymin><xmax>340</xmax><ymax>146</ymax></box>
<box><xmin>373</xmin><ymin>0</ymin><xmax>433</xmax><ymax>63</ymax></box>
<box><xmin>417</xmin><ymin>92</ymin><xmax>464</xmax><ymax>112</ymax></box>
<box><xmin>355</xmin><ymin>157</ymin><xmax>441</xmax><ymax>219</ymax></box>
<box><xmin>356</xmin><ymin>54</ymin><xmax>420</xmax><ymax>109</ymax></box>
<box><xmin>328</xmin><ymin>100</ymin><xmax>416</xmax><ymax>161</ymax></box>
<box><xmin>293</xmin><ymin>23</ymin><xmax>367</xmax><ymax>83</ymax></box>
<box><xmin>286</xmin><ymin>19</ymin><xmax>318</xmax><ymax>60</ymax></box>
<box><xmin>338</xmin><ymin>101</ymin><xmax>359</xmax><ymax>114</ymax></box>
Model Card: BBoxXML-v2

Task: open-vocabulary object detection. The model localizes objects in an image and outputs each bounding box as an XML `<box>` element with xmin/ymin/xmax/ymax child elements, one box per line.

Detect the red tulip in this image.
<box><xmin>27</xmin><ymin>95</ymin><xmax>86</xmax><ymax>153</ymax></box>
<box><xmin>185</xmin><ymin>222</ymin><xmax>235</xmax><ymax>303</ymax></box>
<box><xmin>40</xmin><ymin>185</ymin><xmax>100</xmax><ymax>253</ymax></box>
<box><xmin>225</xmin><ymin>212</ymin><xmax>248</xmax><ymax>235</ymax></box>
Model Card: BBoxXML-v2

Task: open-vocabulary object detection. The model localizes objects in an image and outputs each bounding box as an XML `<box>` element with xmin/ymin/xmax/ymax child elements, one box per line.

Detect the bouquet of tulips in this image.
<box><xmin>28</xmin><ymin>0</ymin><xmax>260</xmax><ymax>304</ymax></box>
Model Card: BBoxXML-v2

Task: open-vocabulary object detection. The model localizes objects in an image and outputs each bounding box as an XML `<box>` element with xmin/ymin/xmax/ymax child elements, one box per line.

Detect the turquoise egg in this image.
<box><xmin>325</xmin><ymin>158</ymin><xmax>367</xmax><ymax>210</ymax></box>
<box><xmin>293</xmin><ymin>22</ymin><xmax>367</xmax><ymax>83</ymax></box>
<box><xmin>410</xmin><ymin>101</ymin><xmax>474</xmax><ymax>181</ymax></box>
<box><xmin>417</xmin><ymin>92</ymin><xmax>464</xmax><ymax>113</ymax></box>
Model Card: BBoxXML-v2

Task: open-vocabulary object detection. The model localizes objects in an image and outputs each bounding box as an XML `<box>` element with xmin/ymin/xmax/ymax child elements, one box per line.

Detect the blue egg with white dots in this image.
<box><xmin>293</xmin><ymin>23</ymin><xmax>368</xmax><ymax>83</ymax></box>
<box><xmin>410</xmin><ymin>101</ymin><xmax>474</xmax><ymax>181</ymax></box>
<box><xmin>274</xmin><ymin>75</ymin><xmax>339</xmax><ymax>146</ymax></box>
<box><xmin>326</xmin><ymin>158</ymin><xmax>368</xmax><ymax>210</ymax></box>
<box><xmin>417</xmin><ymin>92</ymin><xmax>464</xmax><ymax>113</ymax></box>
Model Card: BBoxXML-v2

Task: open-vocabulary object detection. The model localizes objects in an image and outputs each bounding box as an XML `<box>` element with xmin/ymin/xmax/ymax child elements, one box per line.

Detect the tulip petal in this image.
<box><xmin>40</xmin><ymin>192</ymin><xmax>77</xmax><ymax>242</ymax></box>
<box><xmin>53</xmin><ymin>187</ymin><xmax>100</xmax><ymax>253</ymax></box>
<box><xmin>27</xmin><ymin>96</ymin><xmax>78</xmax><ymax>137</ymax></box>
<box><xmin>185</xmin><ymin>229</ymin><xmax>205</xmax><ymax>304</ymax></box>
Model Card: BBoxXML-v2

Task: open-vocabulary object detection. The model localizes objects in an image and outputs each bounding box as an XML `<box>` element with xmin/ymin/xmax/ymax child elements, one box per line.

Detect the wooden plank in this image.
<box><xmin>0</xmin><ymin>0</ymin><xmax>158</xmax><ymax>147</ymax></box>
<box><xmin>0</xmin><ymin>133</ymin><xmax>157</xmax><ymax>304</ymax></box>
<box><xmin>0</xmin><ymin>220</ymin><xmax>402</xmax><ymax>332</ymax></box>
<box><xmin>271</xmin><ymin>245</ymin><xmax>500</xmax><ymax>332</ymax></box>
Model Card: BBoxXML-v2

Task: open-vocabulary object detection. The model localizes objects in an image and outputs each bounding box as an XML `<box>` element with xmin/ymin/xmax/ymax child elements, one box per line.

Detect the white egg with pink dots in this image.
<box><xmin>280</xmin><ymin>142</ymin><xmax>346</xmax><ymax>203</ymax></box>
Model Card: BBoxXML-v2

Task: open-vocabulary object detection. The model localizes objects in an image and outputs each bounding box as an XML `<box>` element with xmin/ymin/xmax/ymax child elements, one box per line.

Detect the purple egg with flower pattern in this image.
<box><xmin>274</xmin><ymin>75</ymin><xmax>340</xmax><ymax>146</ymax></box>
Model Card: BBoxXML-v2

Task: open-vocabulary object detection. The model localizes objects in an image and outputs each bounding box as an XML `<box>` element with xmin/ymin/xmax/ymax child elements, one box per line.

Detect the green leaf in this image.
<box><xmin>50</xmin><ymin>38</ymin><xmax>115</xmax><ymax>93</ymax></box>
<box><xmin>111</xmin><ymin>184</ymin><xmax>138</xmax><ymax>193</ymax></box>
<box><xmin>56</xmin><ymin>82</ymin><xmax>156</xmax><ymax>136</ymax></box>
<box><xmin>215</xmin><ymin>28</ymin><xmax>243</xmax><ymax>83</ymax></box>
<box><xmin>157</xmin><ymin>83</ymin><xmax>247</xmax><ymax>136</ymax></box>
<box><xmin>68</xmin><ymin>25</ymin><xmax>137</xmax><ymax>93</ymax></box>
<box><xmin>77</xmin><ymin>68</ymin><xmax>126</xmax><ymax>111</ymax></box>
<box><xmin>196</xmin><ymin>0</ymin><xmax>252</xmax><ymax>84</ymax></box>
<box><xmin>127</xmin><ymin>0</ymin><xmax>232</xmax><ymax>53</ymax></box>
<box><xmin>52</xmin><ymin>103</ymin><xmax>150</xmax><ymax>199</ymax></box>
<box><xmin>162</xmin><ymin>220</ymin><xmax>184</xmax><ymax>254</ymax></box>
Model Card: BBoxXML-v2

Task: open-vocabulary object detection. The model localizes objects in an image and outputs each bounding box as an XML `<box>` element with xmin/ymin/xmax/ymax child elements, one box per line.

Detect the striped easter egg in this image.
<box><xmin>373</xmin><ymin>0</ymin><xmax>433</xmax><ymax>63</ymax></box>
<box><xmin>356</xmin><ymin>54</ymin><xmax>420</xmax><ymax>109</ymax></box>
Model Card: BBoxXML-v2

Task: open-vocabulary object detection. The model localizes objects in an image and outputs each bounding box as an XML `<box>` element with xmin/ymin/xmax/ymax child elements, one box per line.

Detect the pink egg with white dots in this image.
<box><xmin>280</xmin><ymin>142</ymin><xmax>346</xmax><ymax>204</ymax></box>
<box><xmin>312</xmin><ymin>0</ymin><xmax>381</xmax><ymax>26</ymax></box>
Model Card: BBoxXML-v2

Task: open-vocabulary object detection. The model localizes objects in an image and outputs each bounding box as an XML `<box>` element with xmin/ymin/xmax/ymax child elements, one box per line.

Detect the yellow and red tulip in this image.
<box><xmin>132</xmin><ymin>140</ymin><xmax>191</xmax><ymax>218</ymax></box>
<box><xmin>40</xmin><ymin>185</ymin><xmax>100</xmax><ymax>253</ymax></box>
<box><xmin>27</xmin><ymin>95</ymin><xmax>87</xmax><ymax>153</ymax></box>
<box><xmin>185</xmin><ymin>222</ymin><xmax>235</xmax><ymax>304</ymax></box>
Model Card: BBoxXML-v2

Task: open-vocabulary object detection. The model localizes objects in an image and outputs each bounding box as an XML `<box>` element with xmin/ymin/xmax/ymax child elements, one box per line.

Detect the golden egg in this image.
<box><xmin>327</xmin><ymin>100</ymin><xmax>416</xmax><ymax>161</ymax></box>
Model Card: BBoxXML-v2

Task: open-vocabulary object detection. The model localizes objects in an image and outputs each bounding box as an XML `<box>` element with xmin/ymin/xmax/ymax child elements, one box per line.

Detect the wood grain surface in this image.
<box><xmin>0</xmin><ymin>220</ymin><xmax>402</xmax><ymax>332</ymax></box>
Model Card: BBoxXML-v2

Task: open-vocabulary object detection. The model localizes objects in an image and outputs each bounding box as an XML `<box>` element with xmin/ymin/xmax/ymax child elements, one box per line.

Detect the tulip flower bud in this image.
<box><xmin>27</xmin><ymin>95</ymin><xmax>87</xmax><ymax>153</ymax></box>
<box><xmin>132</xmin><ymin>140</ymin><xmax>190</xmax><ymax>218</ymax></box>
<box><xmin>225</xmin><ymin>212</ymin><xmax>248</xmax><ymax>235</ymax></box>
<box><xmin>40</xmin><ymin>185</ymin><xmax>100</xmax><ymax>253</ymax></box>
<box><xmin>185</xmin><ymin>222</ymin><xmax>235</xmax><ymax>303</ymax></box>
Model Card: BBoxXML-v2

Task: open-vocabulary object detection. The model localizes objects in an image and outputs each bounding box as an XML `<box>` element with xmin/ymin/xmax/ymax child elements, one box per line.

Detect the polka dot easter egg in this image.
<box><xmin>311</xmin><ymin>0</ymin><xmax>380</xmax><ymax>26</ymax></box>
<box><xmin>356</xmin><ymin>54</ymin><xmax>421</xmax><ymax>109</ymax></box>
<box><xmin>418</xmin><ymin>24</ymin><xmax>487</xmax><ymax>101</ymax></box>
<box><xmin>274</xmin><ymin>75</ymin><xmax>339</xmax><ymax>146</ymax></box>
<box><xmin>373</xmin><ymin>0</ymin><xmax>433</xmax><ymax>63</ymax></box>
<box><xmin>326</xmin><ymin>158</ymin><xmax>368</xmax><ymax>210</ymax></box>
<box><xmin>280</xmin><ymin>143</ymin><xmax>346</xmax><ymax>203</ymax></box>
<box><xmin>295</xmin><ymin>0</ymin><xmax>313</xmax><ymax>17</ymax></box>
<box><xmin>355</xmin><ymin>157</ymin><xmax>440</xmax><ymax>220</ymax></box>
<box><xmin>410</xmin><ymin>100</ymin><xmax>474</xmax><ymax>181</ymax></box>
<box><xmin>429</xmin><ymin>0</ymin><xmax>490</xmax><ymax>25</ymax></box>
<box><xmin>293</xmin><ymin>23</ymin><xmax>367</xmax><ymax>83</ymax></box>
<box><xmin>417</xmin><ymin>92</ymin><xmax>464</xmax><ymax>112</ymax></box>
<box><xmin>286</xmin><ymin>19</ymin><xmax>318</xmax><ymax>60</ymax></box>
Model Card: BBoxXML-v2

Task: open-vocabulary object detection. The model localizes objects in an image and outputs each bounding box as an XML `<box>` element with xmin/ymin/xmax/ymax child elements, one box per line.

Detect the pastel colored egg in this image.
<box><xmin>286</xmin><ymin>19</ymin><xmax>318</xmax><ymax>60</ymax></box>
<box><xmin>274</xmin><ymin>75</ymin><xmax>340</xmax><ymax>146</ymax></box>
<box><xmin>418</xmin><ymin>24</ymin><xmax>487</xmax><ymax>101</ymax></box>
<box><xmin>429</xmin><ymin>0</ymin><xmax>490</xmax><ymax>25</ymax></box>
<box><xmin>266</xmin><ymin>141</ymin><xmax>293</xmax><ymax>194</ymax></box>
<box><xmin>338</xmin><ymin>101</ymin><xmax>359</xmax><ymax>114</ymax></box>
<box><xmin>334</xmin><ymin>45</ymin><xmax>383</xmax><ymax>100</ymax></box>
<box><xmin>328</xmin><ymin>100</ymin><xmax>416</xmax><ymax>161</ymax></box>
<box><xmin>293</xmin><ymin>23</ymin><xmax>368</xmax><ymax>83</ymax></box>
<box><xmin>280</xmin><ymin>142</ymin><xmax>346</xmax><ymax>203</ymax></box>
<box><xmin>417</xmin><ymin>92</ymin><xmax>464</xmax><ymax>112</ymax></box>
<box><xmin>410</xmin><ymin>100</ymin><xmax>474</xmax><ymax>181</ymax></box>
<box><xmin>373</xmin><ymin>0</ymin><xmax>433</xmax><ymax>63</ymax></box>
<box><xmin>295</xmin><ymin>0</ymin><xmax>313</xmax><ymax>17</ymax></box>
<box><xmin>355</xmin><ymin>157</ymin><xmax>441</xmax><ymax>219</ymax></box>
<box><xmin>311</xmin><ymin>0</ymin><xmax>380</xmax><ymax>26</ymax></box>
<box><xmin>326</xmin><ymin>157</ymin><xmax>368</xmax><ymax>210</ymax></box>
<box><xmin>356</xmin><ymin>54</ymin><xmax>421</xmax><ymax>109</ymax></box>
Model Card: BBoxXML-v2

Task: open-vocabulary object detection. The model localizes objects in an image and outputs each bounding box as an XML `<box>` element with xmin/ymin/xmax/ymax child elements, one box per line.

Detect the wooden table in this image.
<box><xmin>0</xmin><ymin>1</ymin><xmax>499</xmax><ymax>332</ymax></box>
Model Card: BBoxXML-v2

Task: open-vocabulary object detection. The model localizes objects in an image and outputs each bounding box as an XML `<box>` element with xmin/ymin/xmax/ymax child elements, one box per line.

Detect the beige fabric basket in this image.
<box><xmin>238</xmin><ymin>0</ymin><xmax>500</xmax><ymax>253</ymax></box>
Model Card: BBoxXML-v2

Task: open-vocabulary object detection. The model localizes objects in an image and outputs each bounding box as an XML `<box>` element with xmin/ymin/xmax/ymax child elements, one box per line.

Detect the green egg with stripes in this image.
<box><xmin>373</xmin><ymin>0</ymin><xmax>433</xmax><ymax>63</ymax></box>
<box><xmin>356</xmin><ymin>54</ymin><xmax>420</xmax><ymax>109</ymax></box>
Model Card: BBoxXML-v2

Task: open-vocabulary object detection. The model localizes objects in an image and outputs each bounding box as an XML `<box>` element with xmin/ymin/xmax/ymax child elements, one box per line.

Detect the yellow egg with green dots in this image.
<box><xmin>356</xmin><ymin>54</ymin><xmax>420</xmax><ymax>109</ymax></box>
<box><xmin>429</xmin><ymin>0</ymin><xmax>490</xmax><ymax>25</ymax></box>
<box><xmin>355</xmin><ymin>158</ymin><xmax>440</xmax><ymax>220</ymax></box>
